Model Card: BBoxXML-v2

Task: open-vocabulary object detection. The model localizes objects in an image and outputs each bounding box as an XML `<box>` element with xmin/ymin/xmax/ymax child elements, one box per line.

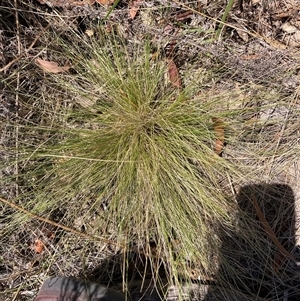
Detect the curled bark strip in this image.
<box><xmin>167</xmin><ymin>58</ymin><xmax>181</xmax><ymax>89</ymax></box>
<box><xmin>212</xmin><ymin>117</ymin><xmax>225</xmax><ymax>156</ymax></box>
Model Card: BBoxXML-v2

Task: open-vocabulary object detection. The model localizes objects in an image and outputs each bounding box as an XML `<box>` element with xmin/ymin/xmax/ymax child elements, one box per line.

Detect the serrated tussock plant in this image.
<box><xmin>3</xmin><ymin>30</ymin><xmax>278</xmax><ymax>288</ymax></box>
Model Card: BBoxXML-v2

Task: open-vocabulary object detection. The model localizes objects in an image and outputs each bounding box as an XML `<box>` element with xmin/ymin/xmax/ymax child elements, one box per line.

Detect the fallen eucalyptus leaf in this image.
<box><xmin>36</xmin><ymin>58</ymin><xmax>70</xmax><ymax>73</ymax></box>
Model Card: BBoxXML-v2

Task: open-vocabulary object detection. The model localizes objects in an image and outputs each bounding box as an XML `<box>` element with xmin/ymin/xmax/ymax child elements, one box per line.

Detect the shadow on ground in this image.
<box><xmin>206</xmin><ymin>183</ymin><xmax>300</xmax><ymax>301</ymax></box>
<box><xmin>77</xmin><ymin>183</ymin><xmax>299</xmax><ymax>301</ymax></box>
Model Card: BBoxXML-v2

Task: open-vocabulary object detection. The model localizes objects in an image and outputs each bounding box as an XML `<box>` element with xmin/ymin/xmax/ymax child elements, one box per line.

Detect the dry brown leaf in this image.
<box><xmin>173</xmin><ymin>11</ymin><xmax>192</xmax><ymax>21</ymax></box>
<box><xmin>167</xmin><ymin>58</ymin><xmax>181</xmax><ymax>89</ymax></box>
<box><xmin>34</xmin><ymin>239</ymin><xmax>44</xmax><ymax>253</ymax></box>
<box><xmin>129</xmin><ymin>0</ymin><xmax>142</xmax><ymax>19</ymax></box>
<box><xmin>236</xmin><ymin>28</ymin><xmax>249</xmax><ymax>43</ymax></box>
<box><xmin>85</xmin><ymin>29</ymin><xmax>94</xmax><ymax>37</ymax></box>
<box><xmin>212</xmin><ymin>117</ymin><xmax>224</xmax><ymax>156</ymax></box>
<box><xmin>36</xmin><ymin>58</ymin><xmax>70</xmax><ymax>73</ymax></box>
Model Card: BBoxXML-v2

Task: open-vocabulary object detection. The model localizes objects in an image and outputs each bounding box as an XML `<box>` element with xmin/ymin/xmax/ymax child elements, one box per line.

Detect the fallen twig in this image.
<box><xmin>0</xmin><ymin>24</ymin><xmax>50</xmax><ymax>73</ymax></box>
<box><xmin>0</xmin><ymin>196</ymin><xmax>121</xmax><ymax>247</ymax></box>
<box><xmin>251</xmin><ymin>194</ymin><xmax>296</xmax><ymax>262</ymax></box>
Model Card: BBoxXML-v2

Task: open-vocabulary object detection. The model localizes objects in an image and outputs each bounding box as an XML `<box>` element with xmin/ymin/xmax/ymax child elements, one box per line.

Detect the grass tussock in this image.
<box><xmin>2</xmin><ymin>25</ymin><xmax>298</xmax><ymax>297</ymax></box>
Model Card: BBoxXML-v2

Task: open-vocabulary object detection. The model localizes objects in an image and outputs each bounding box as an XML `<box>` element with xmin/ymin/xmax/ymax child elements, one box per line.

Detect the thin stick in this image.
<box><xmin>14</xmin><ymin>0</ymin><xmax>21</xmax><ymax>198</ymax></box>
<box><xmin>265</xmin><ymin>102</ymin><xmax>291</xmax><ymax>178</ymax></box>
<box><xmin>0</xmin><ymin>196</ymin><xmax>123</xmax><ymax>247</ymax></box>
<box><xmin>0</xmin><ymin>24</ymin><xmax>51</xmax><ymax>73</ymax></box>
<box><xmin>0</xmin><ymin>196</ymin><xmax>165</xmax><ymax>261</ymax></box>
<box><xmin>11</xmin><ymin>284</ymin><xmax>22</xmax><ymax>301</ymax></box>
<box><xmin>251</xmin><ymin>194</ymin><xmax>296</xmax><ymax>262</ymax></box>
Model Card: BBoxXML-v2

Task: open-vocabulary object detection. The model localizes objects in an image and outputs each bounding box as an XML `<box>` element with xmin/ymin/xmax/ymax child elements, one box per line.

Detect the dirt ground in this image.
<box><xmin>1</xmin><ymin>0</ymin><xmax>300</xmax><ymax>300</ymax></box>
